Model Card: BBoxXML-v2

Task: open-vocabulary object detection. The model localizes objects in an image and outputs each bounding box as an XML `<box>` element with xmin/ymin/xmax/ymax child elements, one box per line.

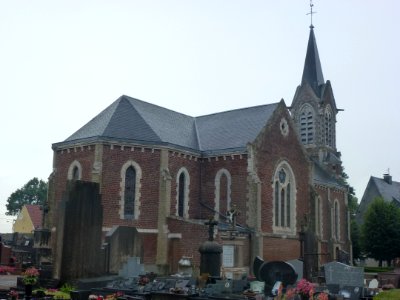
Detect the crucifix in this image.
<box><xmin>227</xmin><ymin>204</ymin><xmax>240</xmax><ymax>229</ymax></box>
<box><xmin>205</xmin><ymin>217</ymin><xmax>218</xmax><ymax>241</ymax></box>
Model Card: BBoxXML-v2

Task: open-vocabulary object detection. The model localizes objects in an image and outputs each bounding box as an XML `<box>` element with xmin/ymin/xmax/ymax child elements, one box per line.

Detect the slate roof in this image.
<box><xmin>312</xmin><ymin>160</ymin><xmax>346</xmax><ymax>189</ymax></box>
<box><xmin>55</xmin><ymin>95</ymin><xmax>279</xmax><ymax>156</ymax></box>
<box><xmin>302</xmin><ymin>26</ymin><xmax>325</xmax><ymax>97</ymax></box>
<box><xmin>25</xmin><ymin>205</ymin><xmax>43</xmax><ymax>229</ymax></box>
<box><xmin>371</xmin><ymin>176</ymin><xmax>400</xmax><ymax>203</ymax></box>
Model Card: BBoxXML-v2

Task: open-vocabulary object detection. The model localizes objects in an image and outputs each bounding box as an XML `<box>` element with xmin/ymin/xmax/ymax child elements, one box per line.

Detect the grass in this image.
<box><xmin>374</xmin><ymin>289</ymin><xmax>400</xmax><ymax>299</ymax></box>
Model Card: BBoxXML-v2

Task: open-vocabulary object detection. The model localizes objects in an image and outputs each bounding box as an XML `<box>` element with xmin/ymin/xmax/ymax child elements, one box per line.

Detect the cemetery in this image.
<box><xmin>2</xmin><ymin>211</ymin><xmax>400</xmax><ymax>300</ymax></box>
<box><xmin>1</xmin><ymin>3</ymin><xmax>398</xmax><ymax>300</ymax></box>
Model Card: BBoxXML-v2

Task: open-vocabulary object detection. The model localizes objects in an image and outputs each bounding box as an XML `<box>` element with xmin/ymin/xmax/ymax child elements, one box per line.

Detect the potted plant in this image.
<box><xmin>22</xmin><ymin>267</ymin><xmax>40</xmax><ymax>299</ymax></box>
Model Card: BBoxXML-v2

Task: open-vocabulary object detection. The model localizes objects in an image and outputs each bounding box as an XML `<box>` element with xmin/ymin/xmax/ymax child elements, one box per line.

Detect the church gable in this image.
<box><xmin>252</xmin><ymin>100</ymin><xmax>310</xmax><ymax>163</ymax></box>
<box><xmin>248</xmin><ymin>100</ymin><xmax>311</xmax><ymax>235</ymax></box>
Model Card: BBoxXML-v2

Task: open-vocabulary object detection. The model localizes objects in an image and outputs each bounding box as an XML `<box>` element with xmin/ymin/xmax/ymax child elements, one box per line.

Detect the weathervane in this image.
<box><xmin>306</xmin><ymin>0</ymin><xmax>317</xmax><ymax>28</ymax></box>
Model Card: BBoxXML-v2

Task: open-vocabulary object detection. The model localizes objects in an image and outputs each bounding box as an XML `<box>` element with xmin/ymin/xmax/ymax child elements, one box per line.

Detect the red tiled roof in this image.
<box><xmin>25</xmin><ymin>205</ymin><xmax>43</xmax><ymax>229</ymax></box>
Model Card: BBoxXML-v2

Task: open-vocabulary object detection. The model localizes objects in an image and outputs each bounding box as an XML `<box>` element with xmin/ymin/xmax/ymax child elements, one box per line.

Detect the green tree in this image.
<box><xmin>6</xmin><ymin>177</ymin><xmax>48</xmax><ymax>216</ymax></box>
<box><xmin>351</xmin><ymin>219</ymin><xmax>361</xmax><ymax>262</ymax></box>
<box><xmin>340</xmin><ymin>171</ymin><xmax>361</xmax><ymax>261</ymax></box>
<box><xmin>361</xmin><ymin>197</ymin><xmax>400</xmax><ymax>266</ymax></box>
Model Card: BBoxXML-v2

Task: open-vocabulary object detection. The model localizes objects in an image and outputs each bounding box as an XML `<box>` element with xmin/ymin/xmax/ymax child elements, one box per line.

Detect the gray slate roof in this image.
<box><xmin>371</xmin><ymin>176</ymin><xmax>400</xmax><ymax>203</ymax></box>
<box><xmin>56</xmin><ymin>95</ymin><xmax>279</xmax><ymax>155</ymax></box>
<box><xmin>302</xmin><ymin>27</ymin><xmax>325</xmax><ymax>97</ymax></box>
<box><xmin>312</xmin><ymin>160</ymin><xmax>345</xmax><ymax>189</ymax></box>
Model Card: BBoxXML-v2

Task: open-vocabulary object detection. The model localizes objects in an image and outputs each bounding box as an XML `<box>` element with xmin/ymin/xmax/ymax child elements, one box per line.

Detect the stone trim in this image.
<box><xmin>214</xmin><ymin>168</ymin><xmax>232</xmax><ymax>220</ymax></box>
<box><xmin>332</xmin><ymin>199</ymin><xmax>340</xmax><ymax>241</ymax></box>
<box><xmin>175</xmin><ymin>167</ymin><xmax>190</xmax><ymax>219</ymax></box>
<box><xmin>67</xmin><ymin>160</ymin><xmax>82</xmax><ymax>180</ymax></box>
<box><xmin>272</xmin><ymin>160</ymin><xmax>297</xmax><ymax>236</ymax></box>
<box><xmin>119</xmin><ymin>160</ymin><xmax>142</xmax><ymax>220</ymax></box>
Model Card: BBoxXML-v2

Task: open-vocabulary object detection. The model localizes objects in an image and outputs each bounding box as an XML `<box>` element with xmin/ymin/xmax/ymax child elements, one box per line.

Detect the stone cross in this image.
<box><xmin>205</xmin><ymin>218</ymin><xmax>218</xmax><ymax>241</ymax></box>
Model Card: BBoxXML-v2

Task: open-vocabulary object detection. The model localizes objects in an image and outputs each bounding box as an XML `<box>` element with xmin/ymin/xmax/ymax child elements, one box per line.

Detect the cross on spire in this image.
<box><xmin>307</xmin><ymin>0</ymin><xmax>317</xmax><ymax>28</ymax></box>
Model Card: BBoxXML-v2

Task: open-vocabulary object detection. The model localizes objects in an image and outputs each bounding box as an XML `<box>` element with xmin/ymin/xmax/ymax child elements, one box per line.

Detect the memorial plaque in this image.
<box><xmin>323</xmin><ymin>262</ymin><xmax>364</xmax><ymax>287</ymax></box>
<box><xmin>223</xmin><ymin>245</ymin><xmax>235</xmax><ymax>267</ymax></box>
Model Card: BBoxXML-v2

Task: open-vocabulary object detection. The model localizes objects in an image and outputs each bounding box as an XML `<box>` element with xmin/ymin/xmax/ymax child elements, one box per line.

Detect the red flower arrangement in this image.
<box><xmin>22</xmin><ymin>267</ymin><xmax>40</xmax><ymax>285</ymax></box>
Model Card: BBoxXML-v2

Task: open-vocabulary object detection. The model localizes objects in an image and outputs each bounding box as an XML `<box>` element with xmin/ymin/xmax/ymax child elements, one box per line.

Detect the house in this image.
<box><xmin>356</xmin><ymin>174</ymin><xmax>400</xmax><ymax>225</ymax></box>
<box><xmin>12</xmin><ymin>205</ymin><xmax>43</xmax><ymax>234</ymax></box>
<box><xmin>45</xmin><ymin>24</ymin><xmax>351</xmax><ymax>279</ymax></box>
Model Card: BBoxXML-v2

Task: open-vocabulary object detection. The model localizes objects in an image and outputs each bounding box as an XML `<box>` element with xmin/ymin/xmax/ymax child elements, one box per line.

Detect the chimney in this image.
<box><xmin>383</xmin><ymin>173</ymin><xmax>392</xmax><ymax>184</ymax></box>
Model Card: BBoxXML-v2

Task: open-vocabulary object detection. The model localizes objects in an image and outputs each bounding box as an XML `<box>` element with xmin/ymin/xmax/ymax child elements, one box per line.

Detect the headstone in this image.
<box><xmin>286</xmin><ymin>259</ymin><xmax>303</xmax><ymax>281</ymax></box>
<box><xmin>323</xmin><ymin>261</ymin><xmax>364</xmax><ymax>288</ymax></box>
<box><xmin>118</xmin><ymin>256</ymin><xmax>144</xmax><ymax>278</ymax></box>
<box><xmin>253</xmin><ymin>256</ymin><xmax>264</xmax><ymax>281</ymax></box>
<box><xmin>58</xmin><ymin>180</ymin><xmax>104</xmax><ymax>281</ymax></box>
<box><xmin>258</xmin><ymin>261</ymin><xmax>298</xmax><ymax>287</ymax></box>
<box><xmin>255</xmin><ymin>258</ymin><xmax>297</xmax><ymax>296</ymax></box>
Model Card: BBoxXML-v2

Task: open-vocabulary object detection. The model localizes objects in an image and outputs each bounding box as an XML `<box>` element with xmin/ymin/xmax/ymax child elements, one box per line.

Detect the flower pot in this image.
<box><xmin>25</xmin><ymin>284</ymin><xmax>33</xmax><ymax>300</ymax></box>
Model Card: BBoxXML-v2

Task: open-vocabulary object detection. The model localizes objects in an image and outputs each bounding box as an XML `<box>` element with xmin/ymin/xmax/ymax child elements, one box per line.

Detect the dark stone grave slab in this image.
<box><xmin>232</xmin><ymin>280</ymin><xmax>248</xmax><ymax>293</ymax></box>
<box><xmin>203</xmin><ymin>280</ymin><xmax>231</xmax><ymax>296</ymax></box>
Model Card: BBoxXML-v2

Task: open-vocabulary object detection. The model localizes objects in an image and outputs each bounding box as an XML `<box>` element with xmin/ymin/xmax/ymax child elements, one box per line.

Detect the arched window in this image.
<box><xmin>333</xmin><ymin>200</ymin><xmax>340</xmax><ymax>240</ymax></box>
<box><xmin>315</xmin><ymin>196</ymin><xmax>322</xmax><ymax>237</ymax></box>
<box><xmin>67</xmin><ymin>160</ymin><xmax>82</xmax><ymax>180</ymax></box>
<box><xmin>178</xmin><ymin>172</ymin><xmax>185</xmax><ymax>217</ymax></box>
<box><xmin>72</xmin><ymin>166</ymin><xmax>79</xmax><ymax>180</ymax></box>
<box><xmin>124</xmin><ymin>166</ymin><xmax>136</xmax><ymax>218</ymax></box>
<box><xmin>299</xmin><ymin>104</ymin><xmax>315</xmax><ymax>145</ymax></box>
<box><xmin>176</xmin><ymin>168</ymin><xmax>190</xmax><ymax>218</ymax></box>
<box><xmin>324</xmin><ymin>106</ymin><xmax>333</xmax><ymax>147</ymax></box>
<box><xmin>272</xmin><ymin>162</ymin><xmax>296</xmax><ymax>234</ymax></box>
<box><xmin>214</xmin><ymin>169</ymin><xmax>232</xmax><ymax>220</ymax></box>
<box><xmin>120</xmin><ymin>160</ymin><xmax>142</xmax><ymax>220</ymax></box>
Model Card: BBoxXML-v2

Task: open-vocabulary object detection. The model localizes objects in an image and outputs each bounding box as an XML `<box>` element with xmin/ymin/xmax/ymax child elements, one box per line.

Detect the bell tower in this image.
<box><xmin>290</xmin><ymin>23</ymin><xmax>343</xmax><ymax>177</ymax></box>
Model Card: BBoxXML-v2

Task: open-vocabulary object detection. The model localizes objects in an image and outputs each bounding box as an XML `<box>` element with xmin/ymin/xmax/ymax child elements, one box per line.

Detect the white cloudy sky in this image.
<box><xmin>1</xmin><ymin>0</ymin><xmax>399</xmax><ymax>233</ymax></box>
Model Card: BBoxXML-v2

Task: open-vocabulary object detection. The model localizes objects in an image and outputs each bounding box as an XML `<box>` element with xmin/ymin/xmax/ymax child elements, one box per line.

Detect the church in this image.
<box><xmin>45</xmin><ymin>24</ymin><xmax>351</xmax><ymax>279</ymax></box>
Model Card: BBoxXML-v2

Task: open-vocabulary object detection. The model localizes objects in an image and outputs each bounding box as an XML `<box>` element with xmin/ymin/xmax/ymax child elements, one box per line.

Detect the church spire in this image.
<box><xmin>301</xmin><ymin>23</ymin><xmax>325</xmax><ymax>97</ymax></box>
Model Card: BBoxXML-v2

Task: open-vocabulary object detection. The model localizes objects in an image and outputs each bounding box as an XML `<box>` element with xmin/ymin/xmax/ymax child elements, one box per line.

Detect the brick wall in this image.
<box><xmin>254</xmin><ymin>103</ymin><xmax>311</xmax><ymax>235</ymax></box>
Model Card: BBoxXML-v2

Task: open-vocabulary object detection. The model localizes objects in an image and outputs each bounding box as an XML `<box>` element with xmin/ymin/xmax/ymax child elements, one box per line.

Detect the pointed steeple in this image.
<box><xmin>301</xmin><ymin>26</ymin><xmax>325</xmax><ymax>96</ymax></box>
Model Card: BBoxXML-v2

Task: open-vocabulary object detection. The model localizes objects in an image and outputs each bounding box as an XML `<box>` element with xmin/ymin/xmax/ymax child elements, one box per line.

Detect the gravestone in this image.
<box><xmin>118</xmin><ymin>256</ymin><xmax>144</xmax><ymax>278</ymax></box>
<box><xmin>253</xmin><ymin>256</ymin><xmax>297</xmax><ymax>296</ymax></box>
<box><xmin>286</xmin><ymin>259</ymin><xmax>303</xmax><ymax>281</ymax></box>
<box><xmin>258</xmin><ymin>261</ymin><xmax>297</xmax><ymax>293</ymax></box>
<box><xmin>57</xmin><ymin>180</ymin><xmax>104</xmax><ymax>281</ymax></box>
<box><xmin>323</xmin><ymin>261</ymin><xmax>364</xmax><ymax>288</ymax></box>
<box><xmin>105</xmin><ymin>226</ymin><xmax>144</xmax><ymax>274</ymax></box>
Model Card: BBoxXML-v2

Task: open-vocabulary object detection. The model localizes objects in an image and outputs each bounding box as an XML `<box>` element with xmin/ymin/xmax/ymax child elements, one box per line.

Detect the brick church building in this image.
<box><xmin>46</xmin><ymin>25</ymin><xmax>351</xmax><ymax>279</ymax></box>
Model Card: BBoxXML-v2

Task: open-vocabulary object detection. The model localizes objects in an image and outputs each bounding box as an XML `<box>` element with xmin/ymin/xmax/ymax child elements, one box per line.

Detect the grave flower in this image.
<box><xmin>22</xmin><ymin>267</ymin><xmax>40</xmax><ymax>285</ymax></box>
<box><xmin>295</xmin><ymin>278</ymin><xmax>315</xmax><ymax>299</ymax></box>
<box><xmin>8</xmin><ymin>289</ymin><xmax>19</xmax><ymax>300</ymax></box>
<box><xmin>315</xmin><ymin>292</ymin><xmax>329</xmax><ymax>300</ymax></box>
